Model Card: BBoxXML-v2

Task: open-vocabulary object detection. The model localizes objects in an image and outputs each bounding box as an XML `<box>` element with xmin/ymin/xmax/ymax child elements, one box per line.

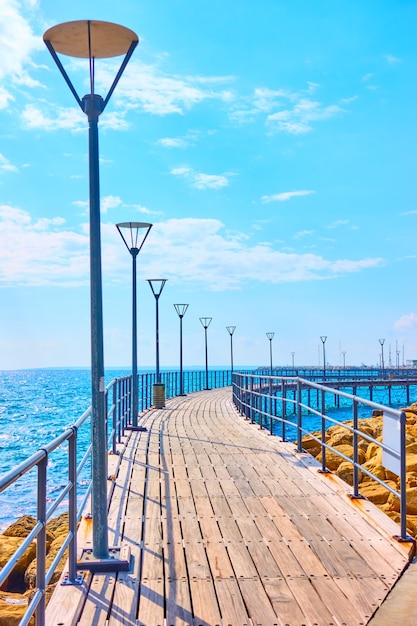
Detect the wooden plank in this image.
<box><xmin>237</xmin><ymin>578</ymin><xmax>280</xmax><ymax>625</ymax></box>
<box><xmin>213</xmin><ymin>578</ymin><xmax>250</xmax><ymax>625</ymax></box>
<box><xmin>286</xmin><ymin>576</ymin><xmax>335</xmax><ymax>625</ymax></box>
<box><xmin>263</xmin><ymin>577</ymin><xmax>309</xmax><ymax>625</ymax></box>
<box><xmin>310</xmin><ymin>576</ymin><xmax>366</xmax><ymax>625</ymax></box>
<box><xmin>165</xmin><ymin>578</ymin><xmax>194</xmax><ymax>625</ymax></box>
<box><xmin>137</xmin><ymin>579</ymin><xmax>165</xmax><ymax>626</ymax></box>
<box><xmin>189</xmin><ymin>579</ymin><xmax>222</xmax><ymax>625</ymax></box>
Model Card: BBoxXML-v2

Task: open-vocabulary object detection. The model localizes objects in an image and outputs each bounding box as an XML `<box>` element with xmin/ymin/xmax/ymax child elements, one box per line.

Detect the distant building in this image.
<box><xmin>406</xmin><ymin>359</ymin><xmax>417</xmax><ymax>367</ymax></box>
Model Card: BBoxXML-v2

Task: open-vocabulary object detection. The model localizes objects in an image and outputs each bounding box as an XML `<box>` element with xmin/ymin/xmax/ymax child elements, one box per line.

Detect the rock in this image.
<box><xmin>317</xmin><ymin>444</ymin><xmax>366</xmax><ymax>472</ymax></box>
<box><xmin>25</xmin><ymin>537</ymin><xmax>68</xmax><ymax>589</ymax></box>
<box><xmin>360</xmin><ymin>481</ymin><xmax>397</xmax><ymax>506</ymax></box>
<box><xmin>336</xmin><ymin>461</ymin><xmax>363</xmax><ymax>486</ymax></box>
<box><xmin>0</xmin><ymin>537</ymin><xmax>36</xmax><ymax>593</ymax></box>
<box><xmin>0</xmin><ymin>591</ymin><xmax>34</xmax><ymax>626</ymax></box>
<box><xmin>302</xmin><ymin>402</ymin><xmax>417</xmax><ymax>538</ymax></box>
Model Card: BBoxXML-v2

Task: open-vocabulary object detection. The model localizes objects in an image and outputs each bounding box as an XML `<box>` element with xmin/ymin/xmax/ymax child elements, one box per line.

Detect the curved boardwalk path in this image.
<box><xmin>47</xmin><ymin>388</ymin><xmax>414</xmax><ymax>625</ymax></box>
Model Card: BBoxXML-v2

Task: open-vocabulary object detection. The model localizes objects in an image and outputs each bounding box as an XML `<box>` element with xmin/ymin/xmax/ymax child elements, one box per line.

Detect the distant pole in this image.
<box><xmin>379</xmin><ymin>338</ymin><xmax>385</xmax><ymax>376</ymax></box>
<box><xmin>320</xmin><ymin>336</ymin><xmax>327</xmax><ymax>381</ymax></box>
<box><xmin>200</xmin><ymin>317</ymin><xmax>212</xmax><ymax>390</ymax></box>
<box><xmin>116</xmin><ymin>222</ymin><xmax>152</xmax><ymax>427</ymax></box>
<box><xmin>148</xmin><ymin>280</ymin><xmax>167</xmax><ymax>383</ymax></box>
<box><xmin>174</xmin><ymin>304</ymin><xmax>189</xmax><ymax>395</ymax></box>
<box><xmin>342</xmin><ymin>351</ymin><xmax>346</xmax><ymax>368</ymax></box>
<box><xmin>291</xmin><ymin>352</ymin><xmax>295</xmax><ymax>369</ymax></box>
<box><xmin>266</xmin><ymin>333</ymin><xmax>274</xmax><ymax>373</ymax></box>
<box><xmin>226</xmin><ymin>326</ymin><xmax>236</xmax><ymax>373</ymax></box>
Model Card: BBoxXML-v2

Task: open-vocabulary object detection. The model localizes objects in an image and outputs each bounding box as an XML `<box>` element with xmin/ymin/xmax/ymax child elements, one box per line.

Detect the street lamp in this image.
<box><xmin>342</xmin><ymin>351</ymin><xmax>346</xmax><ymax>368</ymax></box>
<box><xmin>174</xmin><ymin>304</ymin><xmax>189</xmax><ymax>396</ymax></box>
<box><xmin>116</xmin><ymin>222</ymin><xmax>152</xmax><ymax>427</ymax></box>
<box><xmin>291</xmin><ymin>352</ymin><xmax>295</xmax><ymax>369</ymax></box>
<box><xmin>226</xmin><ymin>326</ymin><xmax>236</xmax><ymax>373</ymax></box>
<box><xmin>44</xmin><ymin>20</ymin><xmax>138</xmax><ymax>562</ymax></box>
<box><xmin>200</xmin><ymin>317</ymin><xmax>212</xmax><ymax>390</ymax></box>
<box><xmin>148</xmin><ymin>279</ymin><xmax>167</xmax><ymax>407</ymax></box>
<box><xmin>320</xmin><ymin>336</ymin><xmax>327</xmax><ymax>381</ymax></box>
<box><xmin>379</xmin><ymin>338</ymin><xmax>385</xmax><ymax>376</ymax></box>
<box><xmin>266</xmin><ymin>332</ymin><xmax>274</xmax><ymax>373</ymax></box>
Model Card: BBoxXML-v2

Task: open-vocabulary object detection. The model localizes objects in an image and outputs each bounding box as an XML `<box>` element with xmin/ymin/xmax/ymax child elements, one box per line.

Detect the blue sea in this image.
<box><xmin>0</xmin><ymin>368</ymin><xmax>415</xmax><ymax>530</ymax></box>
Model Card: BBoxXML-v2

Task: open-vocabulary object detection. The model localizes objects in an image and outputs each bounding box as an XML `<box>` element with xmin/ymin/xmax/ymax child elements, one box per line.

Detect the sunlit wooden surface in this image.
<box><xmin>47</xmin><ymin>387</ymin><xmax>413</xmax><ymax>625</ymax></box>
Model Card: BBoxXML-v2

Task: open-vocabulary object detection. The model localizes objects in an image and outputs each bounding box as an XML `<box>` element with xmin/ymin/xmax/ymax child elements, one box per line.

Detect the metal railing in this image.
<box><xmin>0</xmin><ymin>369</ymin><xmax>234</xmax><ymax>625</ymax></box>
<box><xmin>232</xmin><ymin>372</ymin><xmax>413</xmax><ymax>542</ymax></box>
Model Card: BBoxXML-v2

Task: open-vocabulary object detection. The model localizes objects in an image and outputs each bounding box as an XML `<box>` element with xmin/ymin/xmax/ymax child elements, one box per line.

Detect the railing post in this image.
<box><xmin>352</xmin><ymin>398</ymin><xmax>360</xmax><ymax>497</ymax></box>
<box><xmin>319</xmin><ymin>387</ymin><xmax>329</xmax><ymax>473</ymax></box>
<box><xmin>112</xmin><ymin>383</ymin><xmax>117</xmax><ymax>454</ymax></box>
<box><xmin>400</xmin><ymin>410</ymin><xmax>408</xmax><ymax>540</ymax></box>
<box><xmin>68</xmin><ymin>427</ymin><xmax>79</xmax><ymax>583</ymax></box>
<box><xmin>36</xmin><ymin>454</ymin><xmax>47</xmax><ymax>626</ymax></box>
<box><xmin>250</xmin><ymin>377</ymin><xmax>254</xmax><ymax>424</ymax></box>
<box><xmin>297</xmin><ymin>379</ymin><xmax>303</xmax><ymax>452</ymax></box>
<box><xmin>282</xmin><ymin>379</ymin><xmax>286</xmax><ymax>441</ymax></box>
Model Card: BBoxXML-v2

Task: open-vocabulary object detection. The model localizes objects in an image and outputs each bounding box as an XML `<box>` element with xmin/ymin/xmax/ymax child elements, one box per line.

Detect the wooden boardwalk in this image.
<box><xmin>47</xmin><ymin>388</ymin><xmax>414</xmax><ymax>626</ymax></box>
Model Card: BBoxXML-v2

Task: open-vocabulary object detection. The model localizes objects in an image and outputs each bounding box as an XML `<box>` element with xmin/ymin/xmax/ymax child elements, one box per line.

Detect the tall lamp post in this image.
<box><xmin>379</xmin><ymin>338</ymin><xmax>385</xmax><ymax>376</ymax></box>
<box><xmin>320</xmin><ymin>336</ymin><xmax>327</xmax><ymax>381</ymax></box>
<box><xmin>200</xmin><ymin>317</ymin><xmax>212</xmax><ymax>390</ymax></box>
<box><xmin>148</xmin><ymin>279</ymin><xmax>167</xmax><ymax>407</ymax></box>
<box><xmin>266</xmin><ymin>332</ymin><xmax>274</xmax><ymax>373</ymax></box>
<box><xmin>291</xmin><ymin>352</ymin><xmax>295</xmax><ymax>369</ymax></box>
<box><xmin>226</xmin><ymin>326</ymin><xmax>236</xmax><ymax>373</ymax></box>
<box><xmin>342</xmin><ymin>351</ymin><xmax>346</xmax><ymax>368</ymax></box>
<box><xmin>44</xmin><ymin>20</ymin><xmax>138</xmax><ymax>562</ymax></box>
<box><xmin>116</xmin><ymin>222</ymin><xmax>152</xmax><ymax>427</ymax></box>
<box><xmin>174</xmin><ymin>304</ymin><xmax>189</xmax><ymax>396</ymax></box>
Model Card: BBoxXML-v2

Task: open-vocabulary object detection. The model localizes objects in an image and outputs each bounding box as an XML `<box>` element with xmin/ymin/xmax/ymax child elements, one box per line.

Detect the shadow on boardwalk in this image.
<box><xmin>47</xmin><ymin>388</ymin><xmax>414</xmax><ymax>625</ymax></box>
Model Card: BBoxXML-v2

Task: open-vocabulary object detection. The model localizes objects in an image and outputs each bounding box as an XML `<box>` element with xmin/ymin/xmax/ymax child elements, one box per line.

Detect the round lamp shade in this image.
<box><xmin>43</xmin><ymin>20</ymin><xmax>138</xmax><ymax>59</ymax></box>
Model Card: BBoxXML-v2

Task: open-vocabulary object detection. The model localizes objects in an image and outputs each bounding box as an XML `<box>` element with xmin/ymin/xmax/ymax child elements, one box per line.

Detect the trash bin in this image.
<box><xmin>153</xmin><ymin>383</ymin><xmax>165</xmax><ymax>408</ymax></box>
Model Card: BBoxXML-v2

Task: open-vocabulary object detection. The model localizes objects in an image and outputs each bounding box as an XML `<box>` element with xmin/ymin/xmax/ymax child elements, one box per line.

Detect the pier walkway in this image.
<box><xmin>47</xmin><ymin>388</ymin><xmax>414</xmax><ymax>625</ymax></box>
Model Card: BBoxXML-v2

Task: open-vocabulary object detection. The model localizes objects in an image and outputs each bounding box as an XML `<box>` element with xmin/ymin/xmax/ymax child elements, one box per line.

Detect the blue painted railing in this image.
<box><xmin>232</xmin><ymin>372</ymin><xmax>416</xmax><ymax>544</ymax></box>
<box><xmin>0</xmin><ymin>369</ymin><xmax>232</xmax><ymax>626</ymax></box>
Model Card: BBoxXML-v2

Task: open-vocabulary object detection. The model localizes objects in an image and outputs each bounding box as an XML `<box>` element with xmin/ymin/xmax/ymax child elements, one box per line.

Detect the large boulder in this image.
<box><xmin>302</xmin><ymin>402</ymin><xmax>417</xmax><ymax>537</ymax></box>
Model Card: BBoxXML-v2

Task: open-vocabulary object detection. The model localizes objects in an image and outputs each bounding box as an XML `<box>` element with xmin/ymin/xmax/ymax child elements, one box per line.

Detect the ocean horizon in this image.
<box><xmin>1</xmin><ymin>367</ymin><xmax>416</xmax><ymax>530</ymax></box>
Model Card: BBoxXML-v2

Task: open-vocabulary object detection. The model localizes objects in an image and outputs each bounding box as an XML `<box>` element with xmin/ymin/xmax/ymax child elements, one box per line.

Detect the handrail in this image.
<box><xmin>0</xmin><ymin>368</ymin><xmax>236</xmax><ymax>625</ymax></box>
<box><xmin>232</xmin><ymin>372</ymin><xmax>414</xmax><ymax>542</ymax></box>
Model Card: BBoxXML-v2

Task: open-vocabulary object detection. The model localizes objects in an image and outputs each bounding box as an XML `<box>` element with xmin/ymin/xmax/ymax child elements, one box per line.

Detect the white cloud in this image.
<box><xmin>156</xmin><ymin>131</ymin><xmax>201</xmax><ymax>149</ymax></box>
<box><xmin>0</xmin><ymin>204</ymin><xmax>89</xmax><ymax>286</ymax></box>
<box><xmin>267</xmin><ymin>99</ymin><xmax>342</xmax><ymax>134</ymax></box>
<box><xmin>294</xmin><ymin>230</ymin><xmax>315</xmax><ymax>239</ymax></box>
<box><xmin>101</xmin><ymin>195</ymin><xmax>123</xmax><ymax>213</ymax></box>
<box><xmin>0</xmin><ymin>153</ymin><xmax>18</xmax><ymax>173</ymax></box>
<box><xmin>326</xmin><ymin>219</ymin><xmax>350</xmax><ymax>229</ymax></box>
<box><xmin>21</xmin><ymin>104</ymin><xmax>129</xmax><ymax>133</ymax></box>
<box><xmin>401</xmin><ymin>209</ymin><xmax>417</xmax><ymax>216</ymax></box>
<box><xmin>171</xmin><ymin>165</ymin><xmax>233</xmax><ymax>190</ymax></box>
<box><xmin>394</xmin><ymin>313</ymin><xmax>417</xmax><ymax>331</ymax></box>
<box><xmin>97</xmin><ymin>61</ymin><xmax>234</xmax><ymax>116</ymax></box>
<box><xmin>157</xmin><ymin>137</ymin><xmax>188</xmax><ymax>148</ymax></box>
<box><xmin>261</xmin><ymin>190</ymin><xmax>315</xmax><ymax>203</ymax></box>
<box><xmin>385</xmin><ymin>54</ymin><xmax>401</xmax><ymax>64</ymax></box>
<box><xmin>230</xmin><ymin>84</ymin><xmax>348</xmax><ymax>134</ymax></box>
<box><xmin>0</xmin><ymin>0</ymin><xmax>43</xmax><ymax>108</ymax></box>
<box><xmin>0</xmin><ymin>206</ymin><xmax>383</xmax><ymax>290</ymax></box>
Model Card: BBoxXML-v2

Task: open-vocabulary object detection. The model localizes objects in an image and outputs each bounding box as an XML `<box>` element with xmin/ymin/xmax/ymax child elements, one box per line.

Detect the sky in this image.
<box><xmin>0</xmin><ymin>0</ymin><xmax>416</xmax><ymax>371</ymax></box>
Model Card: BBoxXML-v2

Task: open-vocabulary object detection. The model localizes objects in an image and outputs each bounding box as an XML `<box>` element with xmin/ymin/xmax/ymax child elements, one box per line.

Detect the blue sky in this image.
<box><xmin>0</xmin><ymin>0</ymin><xmax>416</xmax><ymax>370</ymax></box>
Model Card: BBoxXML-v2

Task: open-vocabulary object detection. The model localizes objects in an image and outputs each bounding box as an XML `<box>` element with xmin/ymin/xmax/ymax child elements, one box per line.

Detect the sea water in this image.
<box><xmin>0</xmin><ymin>368</ymin><xmax>415</xmax><ymax>530</ymax></box>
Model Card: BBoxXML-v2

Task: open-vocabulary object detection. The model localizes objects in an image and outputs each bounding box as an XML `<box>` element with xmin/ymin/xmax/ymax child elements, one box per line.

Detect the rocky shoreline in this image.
<box><xmin>1</xmin><ymin>402</ymin><xmax>417</xmax><ymax>624</ymax></box>
<box><xmin>302</xmin><ymin>402</ymin><xmax>417</xmax><ymax>536</ymax></box>
<box><xmin>0</xmin><ymin>513</ymin><xmax>69</xmax><ymax>625</ymax></box>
